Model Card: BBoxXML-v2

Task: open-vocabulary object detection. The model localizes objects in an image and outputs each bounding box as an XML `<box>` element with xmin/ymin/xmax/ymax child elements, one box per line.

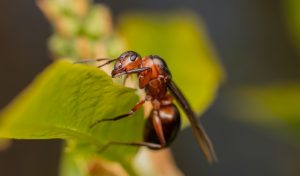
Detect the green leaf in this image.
<box><xmin>0</xmin><ymin>60</ymin><xmax>143</xmax><ymax>166</ymax></box>
<box><xmin>60</xmin><ymin>150</ymin><xmax>83</xmax><ymax>176</ymax></box>
<box><xmin>117</xmin><ymin>12</ymin><xmax>224</xmax><ymax>126</ymax></box>
<box><xmin>284</xmin><ymin>0</ymin><xmax>300</xmax><ymax>51</ymax></box>
<box><xmin>233</xmin><ymin>84</ymin><xmax>300</xmax><ymax>136</ymax></box>
<box><xmin>60</xmin><ymin>145</ymin><xmax>136</xmax><ymax>176</ymax></box>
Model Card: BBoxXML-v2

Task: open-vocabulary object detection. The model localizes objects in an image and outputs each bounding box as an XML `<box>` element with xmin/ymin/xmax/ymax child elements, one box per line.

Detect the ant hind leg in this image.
<box><xmin>99</xmin><ymin>141</ymin><xmax>163</xmax><ymax>153</ymax></box>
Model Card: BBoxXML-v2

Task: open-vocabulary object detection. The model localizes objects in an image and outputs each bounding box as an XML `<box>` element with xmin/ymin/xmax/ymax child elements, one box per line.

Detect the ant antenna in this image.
<box><xmin>97</xmin><ymin>59</ymin><xmax>118</xmax><ymax>68</ymax></box>
<box><xmin>74</xmin><ymin>58</ymin><xmax>118</xmax><ymax>68</ymax></box>
<box><xmin>74</xmin><ymin>58</ymin><xmax>112</xmax><ymax>64</ymax></box>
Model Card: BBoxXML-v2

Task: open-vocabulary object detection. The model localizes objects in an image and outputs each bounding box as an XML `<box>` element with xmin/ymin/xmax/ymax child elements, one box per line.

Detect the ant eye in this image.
<box><xmin>130</xmin><ymin>54</ymin><xmax>137</xmax><ymax>61</ymax></box>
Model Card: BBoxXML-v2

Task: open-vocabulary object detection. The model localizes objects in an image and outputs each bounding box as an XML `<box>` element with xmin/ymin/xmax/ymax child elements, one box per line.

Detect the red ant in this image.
<box><xmin>76</xmin><ymin>51</ymin><xmax>218</xmax><ymax>163</ymax></box>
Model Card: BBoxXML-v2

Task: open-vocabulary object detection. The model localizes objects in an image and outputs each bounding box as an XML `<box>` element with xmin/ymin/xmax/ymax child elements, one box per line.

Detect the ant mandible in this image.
<box><xmin>76</xmin><ymin>51</ymin><xmax>218</xmax><ymax>163</ymax></box>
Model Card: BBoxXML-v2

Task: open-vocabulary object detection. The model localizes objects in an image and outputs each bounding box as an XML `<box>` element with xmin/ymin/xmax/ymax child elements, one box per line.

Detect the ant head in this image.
<box><xmin>112</xmin><ymin>51</ymin><xmax>142</xmax><ymax>77</ymax></box>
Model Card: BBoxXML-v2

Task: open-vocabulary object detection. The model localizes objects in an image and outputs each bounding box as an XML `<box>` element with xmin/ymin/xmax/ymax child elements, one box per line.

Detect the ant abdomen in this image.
<box><xmin>143</xmin><ymin>104</ymin><xmax>181</xmax><ymax>149</ymax></box>
<box><xmin>80</xmin><ymin>51</ymin><xmax>217</xmax><ymax>162</ymax></box>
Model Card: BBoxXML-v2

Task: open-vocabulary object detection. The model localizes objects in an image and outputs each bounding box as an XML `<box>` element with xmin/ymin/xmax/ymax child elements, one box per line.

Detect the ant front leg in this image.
<box><xmin>99</xmin><ymin>141</ymin><xmax>163</xmax><ymax>153</ymax></box>
<box><xmin>112</xmin><ymin>67</ymin><xmax>151</xmax><ymax>78</ymax></box>
<box><xmin>89</xmin><ymin>99</ymin><xmax>146</xmax><ymax>128</ymax></box>
<box><xmin>123</xmin><ymin>74</ymin><xmax>130</xmax><ymax>85</ymax></box>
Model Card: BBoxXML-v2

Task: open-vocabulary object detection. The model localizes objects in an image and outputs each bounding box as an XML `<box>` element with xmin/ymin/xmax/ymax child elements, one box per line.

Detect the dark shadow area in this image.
<box><xmin>172</xmin><ymin>89</ymin><xmax>300</xmax><ymax>176</ymax></box>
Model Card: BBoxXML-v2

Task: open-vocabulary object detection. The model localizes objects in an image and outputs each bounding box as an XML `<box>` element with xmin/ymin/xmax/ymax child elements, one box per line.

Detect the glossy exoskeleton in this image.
<box><xmin>77</xmin><ymin>51</ymin><xmax>217</xmax><ymax>163</ymax></box>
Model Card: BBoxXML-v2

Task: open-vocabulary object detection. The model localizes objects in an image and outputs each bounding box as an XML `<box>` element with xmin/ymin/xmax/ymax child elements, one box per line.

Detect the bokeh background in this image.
<box><xmin>0</xmin><ymin>0</ymin><xmax>300</xmax><ymax>176</ymax></box>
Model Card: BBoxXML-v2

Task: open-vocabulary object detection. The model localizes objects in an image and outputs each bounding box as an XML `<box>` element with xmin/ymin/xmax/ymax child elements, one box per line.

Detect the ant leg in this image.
<box><xmin>152</xmin><ymin>111</ymin><xmax>167</xmax><ymax>146</ymax></box>
<box><xmin>123</xmin><ymin>74</ymin><xmax>130</xmax><ymax>85</ymax></box>
<box><xmin>89</xmin><ymin>99</ymin><xmax>146</xmax><ymax>128</ymax></box>
<box><xmin>125</xmin><ymin>67</ymin><xmax>151</xmax><ymax>74</ymax></box>
<box><xmin>99</xmin><ymin>141</ymin><xmax>163</xmax><ymax>153</ymax></box>
<box><xmin>112</xmin><ymin>67</ymin><xmax>151</xmax><ymax>78</ymax></box>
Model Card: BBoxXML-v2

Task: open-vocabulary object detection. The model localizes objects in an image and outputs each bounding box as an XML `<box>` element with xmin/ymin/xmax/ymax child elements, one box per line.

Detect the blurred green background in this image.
<box><xmin>0</xmin><ymin>0</ymin><xmax>300</xmax><ymax>176</ymax></box>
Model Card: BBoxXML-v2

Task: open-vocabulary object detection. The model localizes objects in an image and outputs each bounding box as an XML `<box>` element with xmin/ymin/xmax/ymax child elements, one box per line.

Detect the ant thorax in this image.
<box><xmin>78</xmin><ymin>51</ymin><xmax>217</xmax><ymax>163</ymax></box>
<box><xmin>138</xmin><ymin>56</ymin><xmax>171</xmax><ymax>100</ymax></box>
